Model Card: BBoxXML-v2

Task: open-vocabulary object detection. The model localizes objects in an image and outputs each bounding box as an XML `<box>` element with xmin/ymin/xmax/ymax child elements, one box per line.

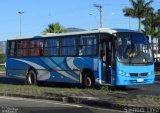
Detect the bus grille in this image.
<box><xmin>130</xmin><ymin>73</ymin><xmax>148</xmax><ymax>77</ymax></box>
<box><xmin>130</xmin><ymin>73</ymin><xmax>138</xmax><ymax>77</ymax></box>
<box><xmin>141</xmin><ymin>73</ymin><xmax>148</xmax><ymax>77</ymax></box>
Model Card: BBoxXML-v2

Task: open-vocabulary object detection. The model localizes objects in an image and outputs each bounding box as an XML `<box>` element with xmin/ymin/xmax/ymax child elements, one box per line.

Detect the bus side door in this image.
<box><xmin>100</xmin><ymin>38</ymin><xmax>115</xmax><ymax>85</ymax></box>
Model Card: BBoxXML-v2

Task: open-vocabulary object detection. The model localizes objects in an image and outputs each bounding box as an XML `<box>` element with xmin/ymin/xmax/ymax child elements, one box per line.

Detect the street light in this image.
<box><xmin>18</xmin><ymin>11</ymin><xmax>24</xmax><ymax>38</ymax></box>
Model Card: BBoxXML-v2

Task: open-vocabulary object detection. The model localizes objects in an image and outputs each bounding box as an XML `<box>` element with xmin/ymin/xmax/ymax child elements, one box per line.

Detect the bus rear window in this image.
<box><xmin>8</xmin><ymin>41</ymin><xmax>16</xmax><ymax>57</ymax></box>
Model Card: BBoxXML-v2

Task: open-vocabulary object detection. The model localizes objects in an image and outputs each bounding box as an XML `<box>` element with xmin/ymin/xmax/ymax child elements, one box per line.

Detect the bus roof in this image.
<box><xmin>41</xmin><ymin>28</ymin><xmax>140</xmax><ymax>37</ymax></box>
<box><xmin>7</xmin><ymin>28</ymin><xmax>140</xmax><ymax>41</ymax></box>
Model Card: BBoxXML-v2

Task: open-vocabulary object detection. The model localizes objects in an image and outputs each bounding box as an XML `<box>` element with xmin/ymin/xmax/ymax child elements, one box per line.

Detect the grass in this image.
<box><xmin>100</xmin><ymin>86</ymin><xmax>110</xmax><ymax>92</ymax></box>
<box><xmin>137</xmin><ymin>95</ymin><xmax>160</xmax><ymax>101</ymax></box>
<box><xmin>155</xmin><ymin>71</ymin><xmax>160</xmax><ymax>75</ymax></box>
<box><xmin>0</xmin><ymin>65</ymin><xmax>5</xmax><ymax>72</ymax></box>
<box><xmin>115</xmin><ymin>95</ymin><xmax>160</xmax><ymax>107</ymax></box>
<box><xmin>0</xmin><ymin>84</ymin><xmax>106</xmax><ymax>97</ymax></box>
<box><xmin>0</xmin><ymin>84</ymin><xmax>78</xmax><ymax>98</ymax></box>
<box><xmin>0</xmin><ymin>83</ymin><xmax>128</xmax><ymax>100</ymax></box>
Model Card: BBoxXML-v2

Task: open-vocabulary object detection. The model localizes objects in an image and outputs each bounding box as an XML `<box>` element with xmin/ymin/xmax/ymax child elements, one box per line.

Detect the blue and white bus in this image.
<box><xmin>6</xmin><ymin>28</ymin><xmax>155</xmax><ymax>87</ymax></box>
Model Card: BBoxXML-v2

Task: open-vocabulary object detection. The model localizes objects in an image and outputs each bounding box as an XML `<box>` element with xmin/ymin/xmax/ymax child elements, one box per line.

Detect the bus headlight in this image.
<box><xmin>148</xmin><ymin>71</ymin><xmax>154</xmax><ymax>76</ymax></box>
<box><xmin>118</xmin><ymin>70</ymin><xmax>129</xmax><ymax>76</ymax></box>
<box><xmin>118</xmin><ymin>70</ymin><xmax>123</xmax><ymax>75</ymax></box>
<box><xmin>125</xmin><ymin>73</ymin><xmax>130</xmax><ymax>76</ymax></box>
<box><xmin>148</xmin><ymin>72</ymin><xmax>151</xmax><ymax>76</ymax></box>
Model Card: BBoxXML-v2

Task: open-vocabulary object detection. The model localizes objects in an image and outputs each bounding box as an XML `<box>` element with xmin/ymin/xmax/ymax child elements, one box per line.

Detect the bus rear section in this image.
<box><xmin>5</xmin><ymin>34</ymin><xmax>100</xmax><ymax>87</ymax></box>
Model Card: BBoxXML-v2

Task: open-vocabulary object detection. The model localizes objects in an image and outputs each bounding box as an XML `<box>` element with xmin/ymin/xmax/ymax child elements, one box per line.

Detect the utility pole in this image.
<box><xmin>93</xmin><ymin>4</ymin><xmax>103</xmax><ymax>28</ymax></box>
<box><xmin>18</xmin><ymin>11</ymin><xmax>24</xmax><ymax>38</ymax></box>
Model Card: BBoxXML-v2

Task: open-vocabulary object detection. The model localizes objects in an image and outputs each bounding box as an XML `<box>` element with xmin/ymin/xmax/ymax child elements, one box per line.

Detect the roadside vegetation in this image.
<box><xmin>115</xmin><ymin>95</ymin><xmax>160</xmax><ymax>107</ymax></box>
<box><xmin>0</xmin><ymin>53</ymin><xmax>5</xmax><ymax>72</ymax></box>
<box><xmin>0</xmin><ymin>54</ymin><xmax>5</xmax><ymax>63</ymax></box>
<box><xmin>0</xmin><ymin>83</ymin><xmax>128</xmax><ymax>98</ymax></box>
<box><xmin>0</xmin><ymin>66</ymin><xmax>5</xmax><ymax>72</ymax></box>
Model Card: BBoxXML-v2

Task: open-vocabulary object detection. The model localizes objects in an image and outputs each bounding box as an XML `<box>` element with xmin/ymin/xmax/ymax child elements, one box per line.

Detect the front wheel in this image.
<box><xmin>26</xmin><ymin>70</ymin><xmax>37</xmax><ymax>85</ymax></box>
<box><xmin>82</xmin><ymin>71</ymin><xmax>95</xmax><ymax>88</ymax></box>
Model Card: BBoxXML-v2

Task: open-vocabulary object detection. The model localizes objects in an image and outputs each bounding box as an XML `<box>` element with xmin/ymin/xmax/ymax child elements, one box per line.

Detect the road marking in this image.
<box><xmin>0</xmin><ymin>96</ymin><xmax>82</xmax><ymax>108</ymax></box>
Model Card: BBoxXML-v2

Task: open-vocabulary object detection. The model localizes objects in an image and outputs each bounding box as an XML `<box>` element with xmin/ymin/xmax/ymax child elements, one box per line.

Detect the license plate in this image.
<box><xmin>137</xmin><ymin>78</ymin><xmax>144</xmax><ymax>82</ymax></box>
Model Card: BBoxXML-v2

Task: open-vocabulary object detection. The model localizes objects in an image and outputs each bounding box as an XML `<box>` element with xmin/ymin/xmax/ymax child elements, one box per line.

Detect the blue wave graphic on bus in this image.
<box><xmin>40</xmin><ymin>57</ymin><xmax>79</xmax><ymax>82</ymax></box>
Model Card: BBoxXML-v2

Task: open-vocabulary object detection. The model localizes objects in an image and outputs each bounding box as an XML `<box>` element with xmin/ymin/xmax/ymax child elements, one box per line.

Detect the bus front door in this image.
<box><xmin>100</xmin><ymin>39</ymin><xmax>112</xmax><ymax>84</ymax></box>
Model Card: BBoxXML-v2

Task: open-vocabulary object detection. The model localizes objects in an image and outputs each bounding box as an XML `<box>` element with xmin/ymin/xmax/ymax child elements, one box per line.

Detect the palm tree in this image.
<box><xmin>154</xmin><ymin>11</ymin><xmax>160</xmax><ymax>57</ymax></box>
<box><xmin>123</xmin><ymin>0</ymin><xmax>153</xmax><ymax>31</ymax></box>
<box><xmin>43</xmin><ymin>22</ymin><xmax>67</xmax><ymax>34</ymax></box>
<box><xmin>142</xmin><ymin>9</ymin><xmax>160</xmax><ymax>57</ymax></box>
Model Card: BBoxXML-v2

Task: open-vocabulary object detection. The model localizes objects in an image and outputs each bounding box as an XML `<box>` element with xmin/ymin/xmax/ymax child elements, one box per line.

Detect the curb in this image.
<box><xmin>68</xmin><ymin>96</ymin><xmax>120</xmax><ymax>110</ymax></box>
<box><xmin>67</xmin><ymin>96</ymin><xmax>160</xmax><ymax>112</ymax></box>
<box><xmin>0</xmin><ymin>93</ymin><xmax>160</xmax><ymax>112</ymax></box>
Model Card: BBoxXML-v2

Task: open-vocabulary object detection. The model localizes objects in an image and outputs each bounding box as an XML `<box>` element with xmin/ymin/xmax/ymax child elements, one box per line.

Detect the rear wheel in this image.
<box><xmin>82</xmin><ymin>71</ymin><xmax>95</xmax><ymax>88</ymax></box>
<box><xmin>26</xmin><ymin>70</ymin><xmax>37</xmax><ymax>85</ymax></box>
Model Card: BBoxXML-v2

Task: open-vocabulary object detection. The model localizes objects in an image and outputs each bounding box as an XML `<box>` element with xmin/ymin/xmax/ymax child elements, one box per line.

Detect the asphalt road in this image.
<box><xmin>120</xmin><ymin>75</ymin><xmax>160</xmax><ymax>96</ymax></box>
<box><xmin>0</xmin><ymin>96</ymin><xmax>124</xmax><ymax>113</ymax></box>
<box><xmin>126</xmin><ymin>82</ymin><xmax>160</xmax><ymax>96</ymax></box>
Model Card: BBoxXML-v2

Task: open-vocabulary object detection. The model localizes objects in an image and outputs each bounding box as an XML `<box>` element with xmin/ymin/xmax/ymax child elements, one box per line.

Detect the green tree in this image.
<box><xmin>142</xmin><ymin>9</ymin><xmax>160</xmax><ymax>57</ymax></box>
<box><xmin>0</xmin><ymin>54</ymin><xmax>5</xmax><ymax>64</ymax></box>
<box><xmin>123</xmin><ymin>0</ymin><xmax>153</xmax><ymax>31</ymax></box>
<box><xmin>42</xmin><ymin>22</ymin><xmax>67</xmax><ymax>34</ymax></box>
<box><xmin>142</xmin><ymin>8</ymin><xmax>154</xmax><ymax>50</ymax></box>
<box><xmin>153</xmin><ymin>10</ymin><xmax>160</xmax><ymax>57</ymax></box>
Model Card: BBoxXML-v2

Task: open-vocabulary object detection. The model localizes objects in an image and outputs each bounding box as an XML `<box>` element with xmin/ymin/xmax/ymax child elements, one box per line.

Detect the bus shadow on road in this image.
<box><xmin>0</xmin><ymin>76</ymin><xmax>83</xmax><ymax>88</ymax></box>
<box><xmin>109</xmin><ymin>86</ymin><xmax>139</xmax><ymax>92</ymax></box>
<box><xmin>0</xmin><ymin>76</ymin><xmax>25</xmax><ymax>85</ymax></box>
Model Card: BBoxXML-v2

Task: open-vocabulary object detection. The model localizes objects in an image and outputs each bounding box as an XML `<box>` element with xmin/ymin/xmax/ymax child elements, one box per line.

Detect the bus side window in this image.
<box><xmin>107</xmin><ymin>47</ymin><xmax>111</xmax><ymax>66</ymax></box>
<box><xmin>100</xmin><ymin>41</ymin><xmax>106</xmax><ymax>61</ymax></box>
<box><xmin>29</xmin><ymin>40</ymin><xmax>34</xmax><ymax>56</ymax></box>
<box><xmin>37</xmin><ymin>41</ymin><xmax>44</xmax><ymax>56</ymax></box>
<box><xmin>79</xmin><ymin>45</ymin><xmax>85</xmax><ymax>56</ymax></box>
<box><xmin>100</xmin><ymin>49</ymin><xmax>105</xmax><ymax>61</ymax></box>
<box><xmin>22</xmin><ymin>41</ymin><xmax>27</xmax><ymax>56</ymax></box>
<box><xmin>8</xmin><ymin>41</ymin><xmax>16</xmax><ymax>57</ymax></box>
<box><xmin>39</xmin><ymin>48</ymin><xmax>43</xmax><ymax>56</ymax></box>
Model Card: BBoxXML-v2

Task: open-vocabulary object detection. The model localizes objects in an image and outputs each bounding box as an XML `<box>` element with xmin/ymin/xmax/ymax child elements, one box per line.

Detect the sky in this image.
<box><xmin>0</xmin><ymin>0</ymin><xmax>160</xmax><ymax>41</ymax></box>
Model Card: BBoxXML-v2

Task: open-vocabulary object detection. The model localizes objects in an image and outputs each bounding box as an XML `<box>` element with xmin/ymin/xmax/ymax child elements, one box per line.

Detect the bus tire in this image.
<box><xmin>82</xmin><ymin>71</ymin><xmax>95</xmax><ymax>88</ymax></box>
<box><xmin>26</xmin><ymin>70</ymin><xmax>37</xmax><ymax>85</ymax></box>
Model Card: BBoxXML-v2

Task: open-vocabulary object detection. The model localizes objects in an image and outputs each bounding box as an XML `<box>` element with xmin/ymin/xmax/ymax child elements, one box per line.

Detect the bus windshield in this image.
<box><xmin>116</xmin><ymin>33</ymin><xmax>153</xmax><ymax>65</ymax></box>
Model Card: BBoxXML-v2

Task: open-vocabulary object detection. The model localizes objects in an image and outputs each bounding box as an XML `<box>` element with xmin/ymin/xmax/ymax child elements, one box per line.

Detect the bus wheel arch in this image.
<box><xmin>81</xmin><ymin>68</ymin><xmax>95</xmax><ymax>88</ymax></box>
<box><xmin>26</xmin><ymin>67</ymin><xmax>38</xmax><ymax>85</ymax></box>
